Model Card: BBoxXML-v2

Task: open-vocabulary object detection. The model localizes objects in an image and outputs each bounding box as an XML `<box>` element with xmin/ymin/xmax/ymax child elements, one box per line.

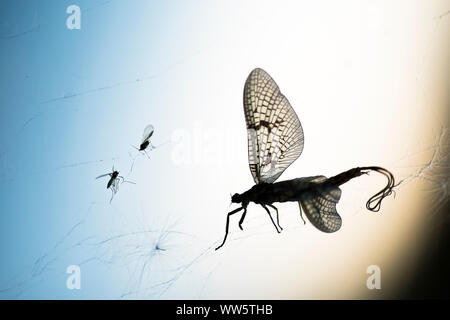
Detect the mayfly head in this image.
<box><xmin>231</xmin><ymin>193</ymin><xmax>242</xmax><ymax>204</ymax></box>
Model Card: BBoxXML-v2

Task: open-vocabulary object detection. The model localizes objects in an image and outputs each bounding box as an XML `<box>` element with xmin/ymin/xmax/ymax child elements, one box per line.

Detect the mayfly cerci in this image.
<box><xmin>96</xmin><ymin>166</ymin><xmax>135</xmax><ymax>203</ymax></box>
<box><xmin>216</xmin><ymin>68</ymin><xmax>397</xmax><ymax>250</ymax></box>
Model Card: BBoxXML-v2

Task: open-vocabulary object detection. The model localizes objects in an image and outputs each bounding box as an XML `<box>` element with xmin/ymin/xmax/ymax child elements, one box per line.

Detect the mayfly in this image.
<box><xmin>216</xmin><ymin>68</ymin><xmax>397</xmax><ymax>250</ymax></box>
<box><xmin>96</xmin><ymin>166</ymin><xmax>135</xmax><ymax>203</ymax></box>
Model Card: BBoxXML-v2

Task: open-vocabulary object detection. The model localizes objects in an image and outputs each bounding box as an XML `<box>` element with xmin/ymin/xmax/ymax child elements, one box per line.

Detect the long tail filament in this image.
<box><xmin>360</xmin><ymin>166</ymin><xmax>398</xmax><ymax>212</ymax></box>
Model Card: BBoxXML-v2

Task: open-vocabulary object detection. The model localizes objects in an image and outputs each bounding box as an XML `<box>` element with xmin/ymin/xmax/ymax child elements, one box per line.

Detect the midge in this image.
<box><xmin>129</xmin><ymin>124</ymin><xmax>158</xmax><ymax>173</ymax></box>
<box><xmin>96</xmin><ymin>166</ymin><xmax>135</xmax><ymax>203</ymax></box>
<box><xmin>216</xmin><ymin>68</ymin><xmax>397</xmax><ymax>250</ymax></box>
<box><xmin>132</xmin><ymin>124</ymin><xmax>155</xmax><ymax>159</ymax></box>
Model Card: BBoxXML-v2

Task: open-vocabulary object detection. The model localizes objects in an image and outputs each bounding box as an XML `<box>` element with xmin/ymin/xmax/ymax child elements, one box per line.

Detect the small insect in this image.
<box><xmin>133</xmin><ymin>124</ymin><xmax>155</xmax><ymax>158</ymax></box>
<box><xmin>216</xmin><ymin>68</ymin><xmax>397</xmax><ymax>250</ymax></box>
<box><xmin>96</xmin><ymin>166</ymin><xmax>135</xmax><ymax>203</ymax></box>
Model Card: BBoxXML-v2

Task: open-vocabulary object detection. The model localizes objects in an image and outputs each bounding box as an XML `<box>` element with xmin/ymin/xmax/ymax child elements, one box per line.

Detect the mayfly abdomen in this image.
<box><xmin>241</xmin><ymin>176</ymin><xmax>326</xmax><ymax>205</ymax></box>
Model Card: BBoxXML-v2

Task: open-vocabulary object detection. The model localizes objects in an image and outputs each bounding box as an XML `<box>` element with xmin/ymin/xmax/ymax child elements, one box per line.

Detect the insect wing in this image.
<box><xmin>299</xmin><ymin>181</ymin><xmax>342</xmax><ymax>233</ymax></box>
<box><xmin>142</xmin><ymin>124</ymin><xmax>154</xmax><ymax>143</ymax></box>
<box><xmin>244</xmin><ymin>68</ymin><xmax>304</xmax><ymax>184</ymax></box>
<box><xmin>111</xmin><ymin>178</ymin><xmax>120</xmax><ymax>192</ymax></box>
<box><xmin>96</xmin><ymin>173</ymin><xmax>111</xmax><ymax>180</ymax></box>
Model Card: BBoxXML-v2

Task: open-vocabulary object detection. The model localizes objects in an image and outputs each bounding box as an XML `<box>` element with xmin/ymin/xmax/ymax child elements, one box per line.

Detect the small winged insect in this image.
<box><xmin>216</xmin><ymin>68</ymin><xmax>397</xmax><ymax>250</ymax></box>
<box><xmin>133</xmin><ymin>124</ymin><xmax>155</xmax><ymax>159</ymax></box>
<box><xmin>96</xmin><ymin>166</ymin><xmax>135</xmax><ymax>203</ymax></box>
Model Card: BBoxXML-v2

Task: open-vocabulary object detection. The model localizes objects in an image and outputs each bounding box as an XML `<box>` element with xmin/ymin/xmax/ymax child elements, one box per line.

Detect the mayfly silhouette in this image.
<box><xmin>96</xmin><ymin>166</ymin><xmax>135</xmax><ymax>203</ymax></box>
<box><xmin>216</xmin><ymin>68</ymin><xmax>397</xmax><ymax>250</ymax></box>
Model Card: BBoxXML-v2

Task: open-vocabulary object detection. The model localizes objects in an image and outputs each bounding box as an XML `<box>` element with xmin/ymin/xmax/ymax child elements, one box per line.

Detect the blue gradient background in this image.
<box><xmin>0</xmin><ymin>0</ymin><xmax>449</xmax><ymax>299</ymax></box>
<box><xmin>0</xmin><ymin>0</ymin><xmax>195</xmax><ymax>298</ymax></box>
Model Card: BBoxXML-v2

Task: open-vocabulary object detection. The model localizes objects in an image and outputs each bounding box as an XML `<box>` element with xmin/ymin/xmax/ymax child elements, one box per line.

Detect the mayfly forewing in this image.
<box><xmin>298</xmin><ymin>182</ymin><xmax>342</xmax><ymax>233</ymax></box>
<box><xmin>142</xmin><ymin>124</ymin><xmax>154</xmax><ymax>143</ymax></box>
<box><xmin>243</xmin><ymin>68</ymin><xmax>304</xmax><ymax>184</ymax></box>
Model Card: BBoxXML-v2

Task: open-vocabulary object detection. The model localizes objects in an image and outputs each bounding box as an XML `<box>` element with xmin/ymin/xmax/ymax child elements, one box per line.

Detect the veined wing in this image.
<box><xmin>142</xmin><ymin>124</ymin><xmax>154</xmax><ymax>143</ymax></box>
<box><xmin>299</xmin><ymin>180</ymin><xmax>342</xmax><ymax>233</ymax></box>
<box><xmin>244</xmin><ymin>68</ymin><xmax>304</xmax><ymax>184</ymax></box>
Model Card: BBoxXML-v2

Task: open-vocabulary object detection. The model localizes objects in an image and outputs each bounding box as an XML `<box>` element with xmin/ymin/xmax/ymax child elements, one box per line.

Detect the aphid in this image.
<box><xmin>216</xmin><ymin>68</ymin><xmax>397</xmax><ymax>250</ymax></box>
<box><xmin>96</xmin><ymin>166</ymin><xmax>135</xmax><ymax>203</ymax></box>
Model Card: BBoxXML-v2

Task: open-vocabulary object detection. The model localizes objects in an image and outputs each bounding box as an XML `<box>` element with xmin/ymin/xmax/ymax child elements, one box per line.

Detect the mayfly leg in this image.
<box><xmin>261</xmin><ymin>205</ymin><xmax>280</xmax><ymax>233</ymax></box>
<box><xmin>238</xmin><ymin>209</ymin><xmax>247</xmax><ymax>230</ymax></box>
<box><xmin>268</xmin><ymin>204</ymin><xmax>282</xmax><ymax>230</ymax></box>
<box><xmin>216</xmin><ymin>206</ymin><xmax>246</xmax><ymax>250</ymax></box>
<box><xmin>297</xmin><ymin>202</ymin><xmax>306</xmax><ymax>225</ymax></box>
